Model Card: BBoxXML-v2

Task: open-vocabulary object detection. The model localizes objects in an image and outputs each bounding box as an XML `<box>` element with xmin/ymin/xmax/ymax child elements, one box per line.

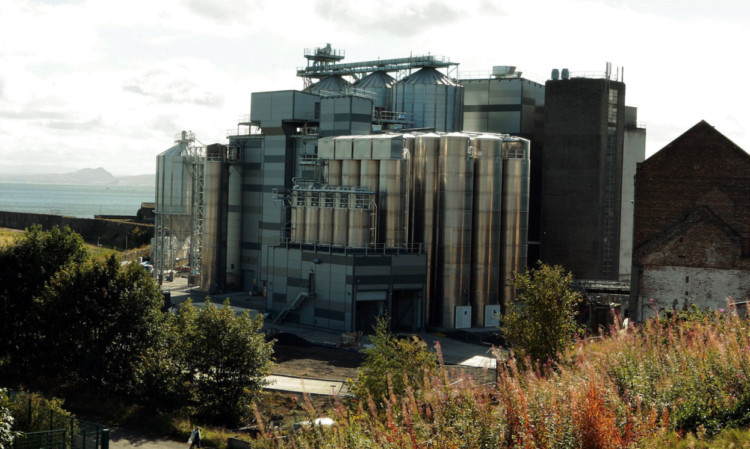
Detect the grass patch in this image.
<box><xmin>0</xmin><ymin>227</ymin><xmax>22</xmax><ymax>246</ymax></box>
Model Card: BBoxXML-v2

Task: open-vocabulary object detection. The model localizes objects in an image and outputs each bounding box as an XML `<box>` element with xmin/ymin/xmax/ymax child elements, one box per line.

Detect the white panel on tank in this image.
<box><xmin>318</xmin><ymin>137</ymin><xmax>335</xmax><ymax>159</ymax></box>
<box><xmin>455</xmin><ymin>306</ymin><xmax>472</xmax><ymax>329</ymax></box>
<box><xmin>484</xmin><ymin>305</ymin><xmax>501</xmax><ymax>327</ymax></box>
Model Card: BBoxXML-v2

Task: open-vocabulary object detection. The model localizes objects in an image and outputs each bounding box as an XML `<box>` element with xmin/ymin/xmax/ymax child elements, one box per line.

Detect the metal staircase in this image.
<box><xmin>272</xmin><ymin>292</ymin><xmax>314</xmax><ymax>324</ymax></box>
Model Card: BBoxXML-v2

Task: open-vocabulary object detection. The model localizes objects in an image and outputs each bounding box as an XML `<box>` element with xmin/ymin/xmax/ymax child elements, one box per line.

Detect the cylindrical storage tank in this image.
<box><xmin>226</xmin><ymin>164</ymin><xmax>242</xmax><ymax>288</ymax></box>
<box><xmin>333</xmin><ymin>191</ymin><xmax>349</xmax><ymax>247</ymax></box>
<box><xmin>341</xmin><ymin>160</ymin><xmax>361</xmax><ymax>187</ymax></box>
<box><xmin>156</xmin><ymin>142</ymin><xmax>191</xmax><ymax>215</ymax></box>
<box><xmin>413</xmin><ymin>133</ymin><xmax>441</xmax><ymax>325</ymax></box>
<box><xmin>326</xmin><ymin>160</ymin><xmax>342</xmax><ymax>186</ymax></box>
<box><xmin>318</xmin><ymin>189</ymin><xmax>334</xmax><ymax>246</ymax></box>
<box><xmin>200</xmin><ymin>159</ymin><xmax>228</xmax><ymax>293</ymax></box>
<box><xmin>402</xmin><ymin>133</ymin><xmax>415</xmax><ymax>245</ymax></box>
<box><xmin>305</xmin><ymin>75</ymin><xmax>351</xmax><ymax>95</ymax></box>
<box><xmin>290</xmin><ymin>189</ymin><xmax>305</xmax><ymax>243</ymax></box>
<box><xmin>471</xmin><ymin>135</ymin><xmax>503</xmax><ymax>327</ymax></box>
<box><xmin>379</xmin><ymin>159</ymin><xmax>405</xmax><ymax>248</ymax></box>
<box><xmin>303</xmin><ymin>190</ymin><xmax>320</xmax><ymax>245</ymax></box>
<box><xmin>437</xmin><ymin>133</ymin><xmax>473</xmax><ymax>329</ymax></box>
<box><xmin>359</xmin><ymin>159</ymin><xmax>380</xmax><ymax>191</ymax></box>
<box><xmin>360</xmin><ymin>160</ymin><xmax>380</xmax><ymax>244</ymax></box>
<box><xmin>501</xmin><ymin>138</ymin><xmax>531</xmax><ymax>308</ymax></box>
<box><xmin>391</xmin><ymin>68</ymin><xmax>463</xmax><ymax>132</ymax></box>
<box><xmin>348</xmin><ymin>191</ymin><xmax>371</xmax><ymax>248</ymax></box>
<box><xmin>155</xmin><ymin>140</ymin><xmax>192</xmax><ymax>281</ymax></box>
<box><xmin>352</xmin><ymin>70</ymin><xmax>396</xmax><ymax>109</ymax></box>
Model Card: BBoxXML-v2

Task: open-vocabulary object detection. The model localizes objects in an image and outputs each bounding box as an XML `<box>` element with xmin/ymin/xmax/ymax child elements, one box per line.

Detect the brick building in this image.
<box><xmin>631</xmin><ymin>121</ymin><xmax>750</xmax><ymax>321</ymax></box>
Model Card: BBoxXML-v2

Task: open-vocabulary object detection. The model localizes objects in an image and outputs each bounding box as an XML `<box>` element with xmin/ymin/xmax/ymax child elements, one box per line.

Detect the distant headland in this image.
<box><xmin>0</xmin><ymin>167</ymin><xmax>155</xmax><ymax>186</ymax></box>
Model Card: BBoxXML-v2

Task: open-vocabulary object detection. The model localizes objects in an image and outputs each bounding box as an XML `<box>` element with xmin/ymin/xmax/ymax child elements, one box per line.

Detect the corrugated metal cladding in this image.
<box><xmin>391</xmin><ymin>68</ymin><xmax>463</xmax><ymax>132</ymax></box>
<box><xmin>319</xmin><ymin>96</ymin><xmax>373</xmax><ymax>137</ymax></box>
<box><xmin>251</xmin><ymin>91</ymin><xmax>319</xmax><ymax>122</ymax></box>
<box><xmin>461</xmin><ymin>78</ymin><xmax>546</xmax><ymax>134</ymax></box>
<box><xmin>155</xmin><ymin>142</ymin><xmax>191</xmax><ymax>215</ymax></box>
<box><xmin>306</xmin><ymin>75</ymin><xmax>350</xmax><ymax>95</ymax></box>
<box><xmin>353</xmin><ymin>71</ymin><xmax>396</xmax><ymax>109</ymax></box>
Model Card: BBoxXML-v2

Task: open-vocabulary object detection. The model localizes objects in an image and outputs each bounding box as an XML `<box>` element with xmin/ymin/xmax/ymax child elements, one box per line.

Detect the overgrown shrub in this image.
<box><xmin>348</xmin><ymin>316</ymin><xmax>437</xmax><ymax>406</ymax></box>
<box><xmin>6</xmin><ymin>391</ymin><xmax>74</xmax><ymax>433</ymax></box>
<box><xmin>500</xmin><ymin>262</ymin><xmax>582</xmax><ymax>368</ymax></box>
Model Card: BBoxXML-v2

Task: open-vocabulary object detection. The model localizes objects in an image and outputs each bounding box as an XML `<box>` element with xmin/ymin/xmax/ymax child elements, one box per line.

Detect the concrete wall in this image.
<box><xmin>0</xmin><ymin>210</ymin><xmax>153</xmax><ymax>250</ymax></box>
<box><xmin>620</xmin><ymin>124</ymin><xmax>646</xmax><ymax>281</ymax></box>
<box><xmin>636</xmin><ymin>265</ymin><xmax>750</xmax><ymax>321</ymax></box>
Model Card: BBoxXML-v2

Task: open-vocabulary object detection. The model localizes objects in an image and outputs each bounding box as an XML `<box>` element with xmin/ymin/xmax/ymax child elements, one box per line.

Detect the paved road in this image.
<box><xmin>109</xmin><ymin>427</ymin><xmax>185</xmax><ymax>449</ymax></box>
<box><xmin>266</xmin><ymin>374</ymin><xmax>348</xmax><ymax>396</ymax></box>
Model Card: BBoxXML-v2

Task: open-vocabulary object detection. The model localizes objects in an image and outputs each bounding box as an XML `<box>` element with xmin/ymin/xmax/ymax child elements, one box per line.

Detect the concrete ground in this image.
<box><xmin>161</xmin><ymin>277</ymin><xmax>500</xmax><ymax>374</ymax></box>
<box><xmin>109</xmin><ymin>427</ymin><xmax>185</xmax><ymax>449</ymax></box>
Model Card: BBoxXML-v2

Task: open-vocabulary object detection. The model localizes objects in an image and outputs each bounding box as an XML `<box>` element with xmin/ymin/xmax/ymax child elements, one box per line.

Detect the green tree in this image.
<box><xmin>34</xmin><ymin>255</ymin><xmax>166</xmax><ymax>393</ymax></box>
<box><xmin>0</xmin><ymin>226</ymin><xmax>87</xmax><ymax>381</ymax></box>
<box><xmin>350</xmin><ymin>316</ymin><xmax>437</xmax><ymax>405</ymax></box>
<box><xmin>500</xmin><ymin>262</ymin><xmax>582</xmax><ymax>367</ymax></box>
<box><xmin>172</xmin><ymin>300</ymin><xmax>273</xmax><ymax>426</ymax></box>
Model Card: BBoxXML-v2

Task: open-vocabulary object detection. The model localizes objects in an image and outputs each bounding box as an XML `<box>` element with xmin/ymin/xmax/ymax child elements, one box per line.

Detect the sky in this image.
<box><xmin>0</xmin><ymin>0</ymin><xmax>748</xmax><ymax>176</ymax></box>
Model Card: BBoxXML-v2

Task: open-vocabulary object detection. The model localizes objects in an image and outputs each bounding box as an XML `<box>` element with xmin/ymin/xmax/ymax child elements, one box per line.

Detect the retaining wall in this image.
<box><xmin>0</xmin><ymin>211</ymin><xmax>154</xmax><ymax>250</ymax></box>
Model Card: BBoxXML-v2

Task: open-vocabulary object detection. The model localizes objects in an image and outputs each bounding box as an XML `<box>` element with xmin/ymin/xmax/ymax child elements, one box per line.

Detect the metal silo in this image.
<box><xmin>327</xmin><ymin>160</ymin><xmax>342</xmax><ymax>186</ymax></box>
<box><xmin>348</xmin><ymin>189</ymin><xmax>371</xmax><ymax>248</ymax></box>
<box><xmin>226</xmin><ymin>163</ymin><xmax>242</xmax><ymax>288</ymax></box>
<box><xmin>333</xmin><ymin>190</ymin><xmax>349</xmax><ymax>247</ymax></box>
<box><xmin>318</xmin><ymin>188</ymin><xmax>334</xmax><ymax>246</ymax></box>
<box><xmin>290</xmin><ymin>188</ymin><xmax>305</xmax><ymax>243</ymax></box>
<box><xmin>360</xmin><ymin>159</ymin><xmax>380</xmax><ymax>244</ymax></box>
<box><xmin>391</xmin><ymin>68</ymin><xmax>463</xmax><ymax>132</ymax></box>
<box><xmin>306</xmin><ymin>75</ymin><xmax>351</xmax><ymax>95</ymax></box>
<box><xmin>304</xmin><ymin>190</ymin><xmax>320</xmax><ymax>245</ymax></box>
<box><xmin>501</xmin><ymin>137</ymin><xmax>531</xmax><ymax>307</ymax></box>
<box><xmin>200</xmin><ymin>145</ymin><xmax>229</xmax><ymax>293</ymax></box>
<box><xmin>154</xmin><ymin>136</ymin><xmax>193</xmax><ymax>283</ymax></box>
<box><xmin>342</xmin><ymin>160</ymin><xmax>361</xmax><ymax>187</ymax></box>
<box><xmin>471</xmin><ymin>135</ymin><xmax>503</xmax><ymax>326</ymax></box>
<box><xmin>353</xmin><ymin>70</ymin><xmax>396</xmax><ymax>109</ymax></box>
<box><xmin>437</xmin><ymin>133</ymin><xmax>474</xmax><ymax>328</ymax></box>
<box><xmin>379</xmin><ymin>158</ymin><xmax>405</xmax><ymax>248</ymax></box>
<box><xmin>413</xmin><ymin>133</ymin><xmax>440</xmax><ymax>324</ymax></box>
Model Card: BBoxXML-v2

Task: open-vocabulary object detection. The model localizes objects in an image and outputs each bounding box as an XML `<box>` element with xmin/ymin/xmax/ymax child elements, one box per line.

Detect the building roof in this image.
<box><xmin>644</xmin><ymin>120</ymin><xmax>750</xmax><ymax>167</ymax></box>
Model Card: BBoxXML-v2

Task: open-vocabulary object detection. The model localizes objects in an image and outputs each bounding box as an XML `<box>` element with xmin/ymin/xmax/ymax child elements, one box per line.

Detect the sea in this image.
<box><xmin>0</xmin><ymin>183</ymin><xmax>155</xmax><ymax>219</ymax></box>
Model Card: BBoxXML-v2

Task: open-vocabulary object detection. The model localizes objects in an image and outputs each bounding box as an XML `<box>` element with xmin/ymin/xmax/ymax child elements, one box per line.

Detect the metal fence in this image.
<box><xmin>13</xmin><ymin>430</ymin><xmax>67</xmax><ymax>449</ymax></box>
<box><xmin>13</xmin><ymin>420</ymin><xmax>109</xmax><ymax>449</ymax></box>
<box><xmin>71</xmin><ymin>421</ymin><xmax>108</xmax><ymax>449</ymax></box>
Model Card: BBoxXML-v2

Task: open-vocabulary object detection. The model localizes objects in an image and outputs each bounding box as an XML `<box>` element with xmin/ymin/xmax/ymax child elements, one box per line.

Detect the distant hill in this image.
<box><xmin>0</xmin><ymin>167</ymin><xmax>155</xmax><ymax>186</ymax></box>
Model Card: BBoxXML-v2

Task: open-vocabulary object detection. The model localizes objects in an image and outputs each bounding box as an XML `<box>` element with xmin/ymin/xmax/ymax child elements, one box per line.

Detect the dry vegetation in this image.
<box><xmin>247</xmin><ymin>305</ymin><xmax>750</xmax><ymax>448</ymax></box>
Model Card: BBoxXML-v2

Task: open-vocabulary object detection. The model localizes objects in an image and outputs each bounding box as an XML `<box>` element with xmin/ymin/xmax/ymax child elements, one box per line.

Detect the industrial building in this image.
<box><xmin>154</xmin><ymin>46</ymin><xmax>532</xmax><ymax>332</ymax></box>
<box><xmin>153</xmin><ymin>46</ymin><xmax>646</xmax><ymax>332</ymax></box>
<box><xmin>541</xmin><ymin>65</ymin><xmax>645</xmax><ymax>281</ymax></box>
<box><xmin>631</xmin><ymin>121</ymin><xmax>750</xmax><ymax>321</ymax></box>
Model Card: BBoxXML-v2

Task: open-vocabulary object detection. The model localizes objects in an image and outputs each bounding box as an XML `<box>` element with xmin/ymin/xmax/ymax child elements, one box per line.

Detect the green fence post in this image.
<box><xmin>82</xmin><ymin>430</ymin><xmax>86</xmax><ymax>449</ymax></box>
<box><xmin>100</xmin><ymin>429</ymin><xmax>109</xmax><ymax>449</ymax></box>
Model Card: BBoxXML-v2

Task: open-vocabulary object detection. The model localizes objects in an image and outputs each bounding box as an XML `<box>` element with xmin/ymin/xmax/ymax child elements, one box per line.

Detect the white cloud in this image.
<box><xmin>0</xmin><ymin>0</ymin><xmax>748</xmax><ymax>175</ymax></box>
